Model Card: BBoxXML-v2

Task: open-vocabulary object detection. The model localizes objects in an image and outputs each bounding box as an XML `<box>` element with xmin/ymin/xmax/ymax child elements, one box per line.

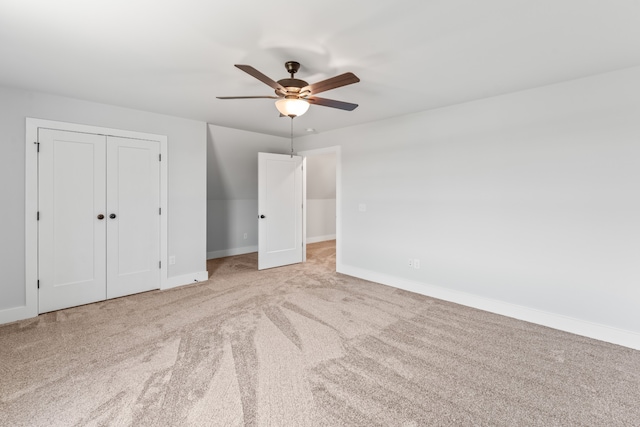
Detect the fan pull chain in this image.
<box><xmin>290</xmin><ymin>116</ymin><xmax>294</xmax><ymax>158</ymax></box>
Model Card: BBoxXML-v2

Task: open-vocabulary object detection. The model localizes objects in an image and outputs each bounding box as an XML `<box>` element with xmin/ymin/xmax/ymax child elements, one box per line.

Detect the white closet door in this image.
<box><xmin>106</xmin><ymin>137</ymin><xmax>160</xmax><ymax>299</ymax></box>
<box><xmin>38</xmin><ymin>129</ymin><xmax>107</xmax><ymax>313</ymax></box>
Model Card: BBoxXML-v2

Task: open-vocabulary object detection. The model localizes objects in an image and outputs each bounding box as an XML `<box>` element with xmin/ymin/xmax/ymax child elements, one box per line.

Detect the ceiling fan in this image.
<box><xmin>217</xmin><ymin>61</ymin><xmax>360</xmax><ymax>117</ymax></box>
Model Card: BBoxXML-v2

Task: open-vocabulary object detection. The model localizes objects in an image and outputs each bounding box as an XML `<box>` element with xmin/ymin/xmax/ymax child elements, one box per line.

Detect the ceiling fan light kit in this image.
<box><xmin>217</xmin><ymin>60</ymin><xmax>360</xmax><ymax>118</ymax></box>
<box><xmin>275</xmin><ymin>98</ymin><xmax>310</xmax><ymax>117</ymax></box>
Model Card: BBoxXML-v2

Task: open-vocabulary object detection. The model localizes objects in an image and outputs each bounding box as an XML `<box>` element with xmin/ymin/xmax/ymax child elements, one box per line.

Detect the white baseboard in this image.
<box><xmin>338</xmin><ymin>264</ymin><xmax>640</xmax><ymax>351</ymax></box>
<box><xmin>0</xmin><ymin>304</ymin><xmax>38</xmax><ymax>326</ymax></box>
<box><xmin>0</xmin><ymin>271</ymin><xmax>210</xmax><ymax>325</ymax></box>
<box><xmin>206</xmin><ymin>239</ymin><xmax>336</xmax><ymax>259</ymax></box>
<box><xmin>306</xmin><ymin>234</ymin><xmax>336</xmax><ymax>244</ymax></box>
<box><xmin>163</xmin><ymin>270</ymin><xmax>209</xmax><ymax>290</ymax></box>
<box><xmin>207</xmin><ymin>245</ymin><xmax>257</xmax><ymax>260</ymax></box>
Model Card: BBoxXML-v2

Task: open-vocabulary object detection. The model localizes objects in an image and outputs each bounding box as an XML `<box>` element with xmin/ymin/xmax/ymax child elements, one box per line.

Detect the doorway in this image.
<box><xmin>299</xmin><ymin>146</ymin><xmax>341</xmax><ymax>272</ymax></box>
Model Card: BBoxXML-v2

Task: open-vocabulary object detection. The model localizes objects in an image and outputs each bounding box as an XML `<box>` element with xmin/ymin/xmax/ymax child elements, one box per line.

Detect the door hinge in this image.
<box><xmin>37</xmin><ymin>211</ymin><xmax>40</xmax><ymax>221</ymax></box>
<box><xmin>159</xmin><ymin>153</ymin><xmax>161</xmax><ymax>161</ymax></box>
<box><xmin>34</xmin><ymin>141</ymin><xmax>40</xmax><ymax>152</ymax></box>
<box><xmin>159</xmin><ymin>207</ymin><xmax>161</xmax><ymax>215</ymax></box>
<box><xmin>37</xmin><ymin>280</ymin><xmax>40</xmax><ymax>289</ymax></box>
<box><xmin>159</xmin><ymin>261</ymin><xmax>162</xmax><ymax>269</ymax></box>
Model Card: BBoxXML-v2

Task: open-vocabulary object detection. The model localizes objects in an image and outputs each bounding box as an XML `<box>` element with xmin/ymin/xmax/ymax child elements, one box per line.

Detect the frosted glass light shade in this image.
<box><xmin>275</xmin><ymin>98</ymin><xmax>310</xmax><ymax>117</ymax></box>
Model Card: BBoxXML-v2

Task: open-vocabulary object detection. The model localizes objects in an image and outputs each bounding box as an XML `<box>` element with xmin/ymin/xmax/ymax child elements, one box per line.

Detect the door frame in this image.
<box><xmin>297</xmin><ymin>146</ymin><xmax>341</xmax><ymax>272</ymax></box>
<box><xmin>25</xmin><ymin>118</ymin><xmax>168</xmax><ymax>318</ymax></box>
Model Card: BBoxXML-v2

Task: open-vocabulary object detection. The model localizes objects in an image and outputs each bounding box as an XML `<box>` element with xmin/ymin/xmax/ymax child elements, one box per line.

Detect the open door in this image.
<box><xmin>258</xmin><ymin>152</ymin><xmax>304</xmax><ymax>270</ymax></box>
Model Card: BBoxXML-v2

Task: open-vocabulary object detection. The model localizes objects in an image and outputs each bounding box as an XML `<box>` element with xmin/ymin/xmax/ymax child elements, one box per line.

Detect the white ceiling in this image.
<box><xmin>2</xmin><ymin>0</ymin><xmax>640</xmax><ymax>138</ymax></box>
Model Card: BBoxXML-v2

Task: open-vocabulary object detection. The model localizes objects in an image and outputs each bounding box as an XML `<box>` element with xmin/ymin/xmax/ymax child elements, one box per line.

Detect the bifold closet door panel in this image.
<box><xmin>106</xmin><ymin>136</ymin><xmax>160</xmax><ymax>299</ymax></box>
<box><xmin>38</xmin><ymin>129</ymin><xmax>107</xmax><ymax>313</ymax></box>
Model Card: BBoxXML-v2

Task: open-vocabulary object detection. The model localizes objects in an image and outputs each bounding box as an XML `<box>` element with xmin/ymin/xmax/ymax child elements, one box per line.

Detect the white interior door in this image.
<box><xmin>106</xmin><ymin>137</ymin><xmax>160</xmax><ymax>299</ymax></box>
<box><xmin>258</xmin><ymin>152</ymin><xmax>304</xmax><ymax>270</ymax></box>
<box><xmin>38</xmin><ymin>129</ymin><xmax>107</xmax><ymax>313</ymax></box>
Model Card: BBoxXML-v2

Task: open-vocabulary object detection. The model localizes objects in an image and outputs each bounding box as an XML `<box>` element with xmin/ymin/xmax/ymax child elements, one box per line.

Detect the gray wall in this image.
<box><xmin>306</xmin><ymin>152</ymin><xmax>336</xmax><ymax>242</ymax></box>
<box><xmin>0</xmin><ymin>85</ymin><xmax>207</xmax><ymax>312</ymax></box>
<box><xmin>296</xmin><ymin>66</ymin><xmax>640</xmax><ymax>338</ymax></box>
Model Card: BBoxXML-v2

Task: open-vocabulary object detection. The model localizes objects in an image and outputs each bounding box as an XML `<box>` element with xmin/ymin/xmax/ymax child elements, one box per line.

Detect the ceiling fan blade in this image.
<box><xmin>235</xmin><ymin>64</ymin><xmax>285</xmax><ymax>92</ymax></box>
<box><xmin>302</xmin><ymin>72</ymin><xmax>360</xmax><ymax>95</ymax></box>
<box><xmin>307</xmin><ymin>96</ymin><xmax>358</xmax><ymax>111</ymax></box>
<box><xmin>217</xmin><ymin>96</ymin><xmax>279</xmax><ymax>99</ymax></box>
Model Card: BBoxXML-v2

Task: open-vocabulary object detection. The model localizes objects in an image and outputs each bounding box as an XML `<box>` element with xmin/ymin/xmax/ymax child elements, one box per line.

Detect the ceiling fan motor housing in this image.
<box><xmin>276</xmin><ymin>78</ymin><xmax>309</xmax><ymax>97</ymax></box>
<box><xmin>278</xmin><ymin>62</ymin><xmax>307</xmax><ymax>97</ymax></box>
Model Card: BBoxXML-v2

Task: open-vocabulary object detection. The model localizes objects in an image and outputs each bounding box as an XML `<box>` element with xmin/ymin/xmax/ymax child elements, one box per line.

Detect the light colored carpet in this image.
<box><xmin>1</xmin><ymin>240</ymin><xmax>639</xmax><ymax>426</ymax></box>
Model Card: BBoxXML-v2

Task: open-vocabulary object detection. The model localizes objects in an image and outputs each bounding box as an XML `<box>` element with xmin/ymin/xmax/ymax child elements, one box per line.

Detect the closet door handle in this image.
<box><xmin>109</xmin><ymin>213</ymin><xmax>117</xmax><ymax>219</ymax></box>
<box><xmin>97</xmin><ymin>214</ymin><xmax>105</xmax><ymax>220</ymax></box>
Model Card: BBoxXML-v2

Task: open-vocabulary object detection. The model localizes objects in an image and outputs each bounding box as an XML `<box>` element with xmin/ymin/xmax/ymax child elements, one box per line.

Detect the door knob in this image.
<box><xmin>97</xmin><ymin>214</ymin><xmax>105</xmax><ymax>220</ymax></box>
<box><xmin>260</xmin><ymin>214</ymin><xmax>266</xmax><ymax>219</ymax></box>
<box><xmin>109</xmin><ymin>213</ymin><xmax>117</xmax><ymax>219</ymax></box>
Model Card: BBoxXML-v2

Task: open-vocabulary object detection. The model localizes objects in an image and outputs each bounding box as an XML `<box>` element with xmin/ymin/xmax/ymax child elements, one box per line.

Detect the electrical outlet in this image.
<box><xmin>408</xmin><ymin>258</ymin><xmax>413</xmax><ymax>268</ymax></box>
<box><xmin>169</xmin><ymin>255</ymin><xmax>176</xmax><ymax>265</ymax></box>
<box><xmin>243</xmin><ymin>232</ymin><xmax>247</xmax><ymax>239</ymax></box>
<box><xmin>414</xmin><ymin>259</ymin><xmax>420</xmax><ymax>269</ymax></box>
